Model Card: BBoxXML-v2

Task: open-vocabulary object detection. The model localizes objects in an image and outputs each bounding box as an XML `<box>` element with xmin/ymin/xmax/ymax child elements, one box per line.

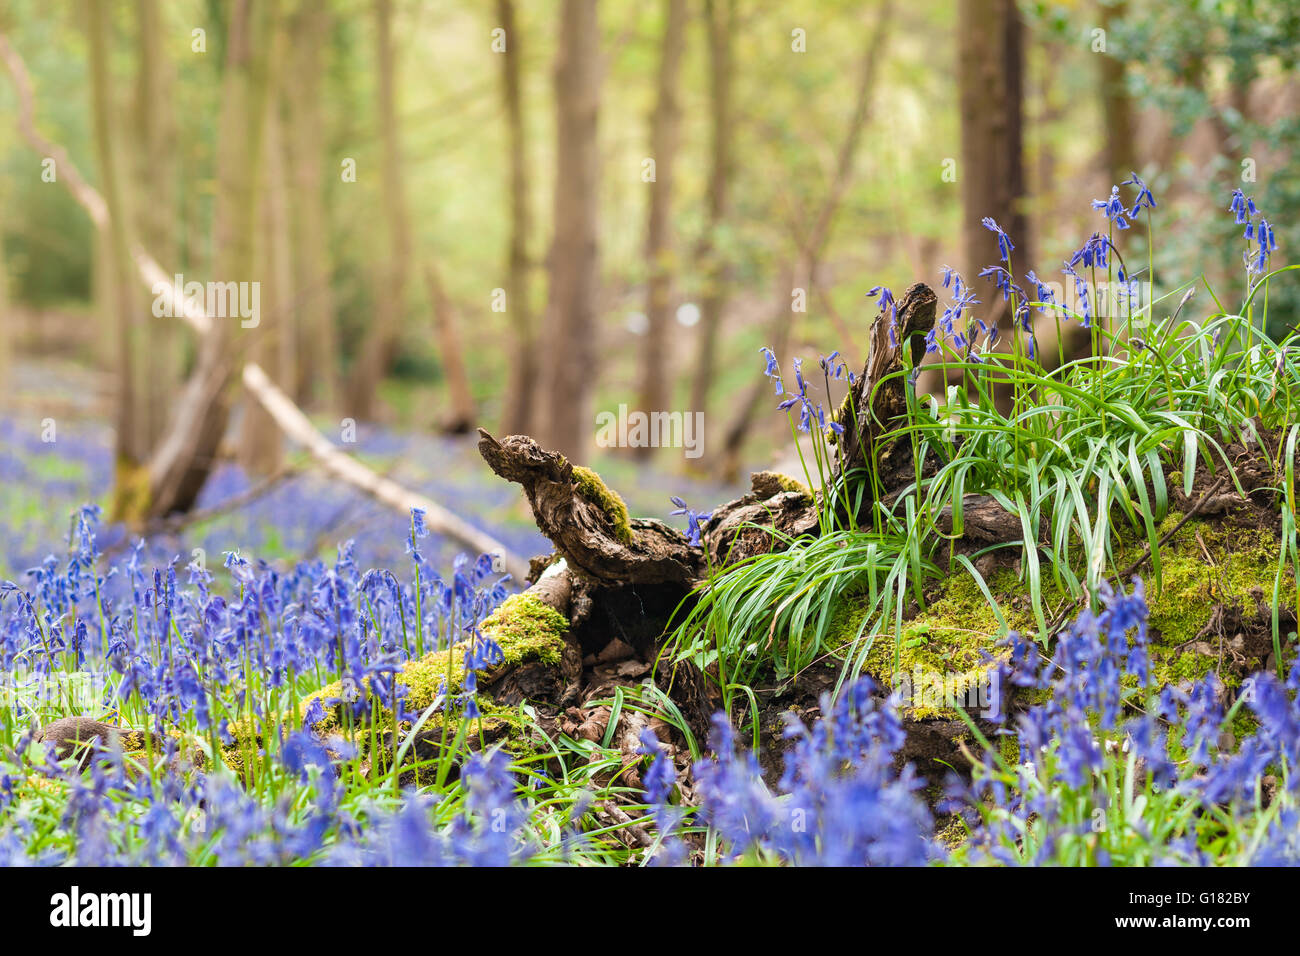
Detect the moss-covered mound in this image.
<box><xmin>219</xmin><ymin>592</ymin><xmax>570</xmax><ymax>778</ymax></box>
<box><xmin>825</xmin><ymin>513</ymin><xmax>1295</xmax><ymax>721</ymax></box>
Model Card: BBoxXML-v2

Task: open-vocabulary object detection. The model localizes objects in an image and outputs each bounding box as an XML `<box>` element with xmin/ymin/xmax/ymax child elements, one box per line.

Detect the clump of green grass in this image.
<box><xmin>668</xmin><ymin>180</ymin><xmax>1300</xmax><ymax>709</ymax></box>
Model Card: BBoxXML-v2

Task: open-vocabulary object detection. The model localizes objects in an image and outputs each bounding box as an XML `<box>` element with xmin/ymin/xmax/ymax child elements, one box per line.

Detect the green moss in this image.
<box><xmin>572</xmin><ymin>465</ymin><xmax>633</xmax><ymax>544</ymax></box>
<box><xmin>999</xmin><ymin>732</ymin><xmax>1021</xmax><ymax>768</ymax></box>
<box><xmin>820</xmin><ymin>514</ymin><xmax>1291</xmax><ymax>720</ymax></box>
<box><xmin>1135</xmin><ymin>515</ymin><xmax>1290</xmax><ymax>691</ymax></box>
<box><xmin>754</xmin><ymin>470</ymin><xmax>813</xmax><ymax>501</ymax></box>
<box><xmin>223</xmin><ymin>592</ymin><xmax>569</xmax><ymax>771</ymax></box>
<box><xmin>109</xmin><ymin>456</ymin><xmax>151</xmax><ymax>524</ymax></box>
<box><xmin>826</xmin><ymin>570</ymin><xmax>1031</xmax><ymax>719</ymax></box>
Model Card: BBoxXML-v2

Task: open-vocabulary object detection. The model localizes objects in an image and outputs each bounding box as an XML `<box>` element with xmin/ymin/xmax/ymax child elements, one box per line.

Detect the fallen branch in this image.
<box><xmin>244</xmin><ymin>366</ymin><xmax>528</xmax><ymax>580</ymax></box>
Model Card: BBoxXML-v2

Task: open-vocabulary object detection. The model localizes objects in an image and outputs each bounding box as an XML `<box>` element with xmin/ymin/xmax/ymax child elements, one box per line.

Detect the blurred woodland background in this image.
<box><xmin>0</xmin><ymin>0</ymin><xmax>1296</xmax><ymax>534</ymax></box>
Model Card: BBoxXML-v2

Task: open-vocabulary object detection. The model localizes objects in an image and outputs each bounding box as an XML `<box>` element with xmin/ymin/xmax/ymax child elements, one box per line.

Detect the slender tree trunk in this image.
<box><xmin>88</xmin><ymin>0</ymin><xmax>150</xmax><ymax>518</ymax></box>
<box><xmin>133</xmin><ymin>0</ymin><xmax>180</xmax><ymax>449</ymax></box>
<box><xmin>1098</xmin><ymin>0</ymin><xmax>1136</xmax><ymax>183</ymax></box>
<box><xmin>426</xmin><ymin>261</ymin><xmax>476</xmax><ymax>433</ymax></box>
<box><xmin>148</xmin><ymin>0</ymin><xmax>276</xmax><ymax>517</ymax></box>
<box><xmin>633</xmin><ymin>0</ymin><xmax>687</xmax><ymax>458</ymax></box>
<box><xmin>0</xmin><ymin>188</ymin><xmax>9</xmax><ymax>393</ymax></box>
<box><xmin>535</xmin><ymin>0</ymin><xmax>600</xmax><ymax>459</ymax></box>
<box><xmin>348</xmin><ymin>0</ymin><xmax>411</xmax><ymax>421</ymax></box>
<box><xmin>239</xmin><ymin>76</ymin><xmax>292</xmax><ymax>475</ymax></box>
<box><xmin>285</xmin><ymin>0</ymin><xmax>338</xmax><ymax>410</ymax></box>
<box><xmin>958</xmin><ymin>0</ymin><xmax>1029</xmax><ymax>306</ymax></box>
<box><xmin>687</xmin><ymin>0</ymin><xmax>734</xmax><ymax>423</ymax></box>
<box><xmin>497</xmin><ymin>0</ymin><xmax>537</xmax><ymax>437</ymax></box>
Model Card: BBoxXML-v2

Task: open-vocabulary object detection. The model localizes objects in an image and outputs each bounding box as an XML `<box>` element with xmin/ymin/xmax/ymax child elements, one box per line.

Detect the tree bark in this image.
<box><xmin>1098</xmin><ymin>0</ymin><xmax>1136</xmax><ymax>184</ymax></box>
<box><xmin>133</xmin><ymin>0</ymin><xmax>181</xmax><ymax>450</ymax></box>
<box><xmin>958</xmin><ymin>0</ymin><xmax>1029</xmax><ymax>309</ymax></box>
<box><xmin>348</xmin><ymin>0</ymin><xmax>412</xmax><ymax>421</ymax></box>
<box><xmin>239</xmin><ymin>53</ymin><xmax>293</xmax><ymax>476</ymax></box>
<box><xmin>633</xmin><ymin>0</ymin><xmax>687</xmax><ymax>456</ymax></box>
<box><xmin>285</xmin><ymin>0</ymin><xmax>338</xmax><ymax>411</ymax></box>
<box><xmin>87</xmin><ymin>0</ymin><xmax>150</xmax><ymax>518</ymax></box>
<box><xmin>497</xmin><ymin>0</ymin><xmax>537</xmax><ymax>438</ymax></box>
<box><xmin>687</xmin><ymin>0</ymin><xmax>734</xmax><ymax>423</ymax></box>
<box><xmin>535</xmin><ymin>0</ymin><xmax>601</xmax><ymax>459</ymax></box>
<box><xmin>479</xmin><ymin>287</ymin><xmax>942</xmax><ymax>590</ymax></box>
<box><xmin>147</xmin><ymin>0</ymin><xmax>276</xmax><ymax>517</ymax></box>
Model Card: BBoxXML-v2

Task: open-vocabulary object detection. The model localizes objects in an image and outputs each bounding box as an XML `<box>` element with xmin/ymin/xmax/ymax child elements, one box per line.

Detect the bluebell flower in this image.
<box><xmin>669</xmin><ymin>496</ymin><xmax>712</xmax><ymax>547</ymax></box>
<box><xmin>1122</xmin><ymin>172</ymin><xmax>1157</xmax><ymax>217</ymax></box>
<box><xmin>982</xmin><ymin>217</ymin><xmax>1015</xmax><ymax>260</ymax></box>
<box><xmin>867</xmin><ymin>286</ymin><xmax>898</xmax><ymax>347</ymax></box>
<box><xmin>1069</xmin><ymin>232</ymin><xmax>1111</xmax><ymax>270</ymax></box>
<box><xmin>760</xmin><ymin>347</ymin><xmax>783</xmax><ymax>395</ymax></box>
<box><xmin>1091</xmin><ymin>185</ymin><xmax>1131</xmax><ymax>229</ymax></box>
<box><xmin>1229</xmin><ymin>188</ymin><xmax>1256</xmax><ymax>225</ymax></box>
<box><xmin>978</xmin><ymin>264</ymin><xmax>1022</xmax><ymax>303</ymax></box>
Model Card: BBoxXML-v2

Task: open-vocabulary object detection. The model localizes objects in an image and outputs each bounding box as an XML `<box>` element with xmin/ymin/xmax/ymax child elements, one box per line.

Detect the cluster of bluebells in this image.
<box><xmin>928</xmin><ymin>266</ymin><xmax>980</xmax><ymax>355</ymax></box>
<box><xmin>0</xmin><ymin>415</ymin><xmax>549</xmax><ymax>587</ymax></box>
<box><xmin>650</xmin><ymin>677</ymin><xmax>941</xmax><ymax>866</ymax></box>
<box><xmin>7</xmin><ymin>527</ymin><xmax>1300</xmax><ymax>864</ymax></box>
<box><xmin>0</xmin><ymin>726</ymin><xmax>538</xmax><ymax>865</ymax></box>
<box><xmin>948</xmin><ymin>578</ymin><xmax>1300</xmax><ymax>865</ymax></box>
<box><xmin>1230</xmin><ymin>188</ymin><xmax>1279</xmax><ymax>277</ymax></box>
<box><xmin>0</xmin><ymin>502</ymin><xmax>554</xmax><ymax>865</ymax></box>
<box><xmin>1</xmin><ymin>506</ymin><xmax>512</xmax><ymax>758</ymax></box>
<box><xmin>959</xmin><ymin>175</ymin><xmax>1158</xmax><ymax>344</ymax></box>
<box><xmin>759</xmin><ymin>347</ymin><xmax>847</xmax><ymax>440</ymax></box>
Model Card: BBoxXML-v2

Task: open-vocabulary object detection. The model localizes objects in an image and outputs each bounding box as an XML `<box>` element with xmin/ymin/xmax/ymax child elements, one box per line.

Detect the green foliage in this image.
<box><xmin>669</xmin><ymin>187</ymin><xmax>1300</xmax><ymax>713</ymax></box>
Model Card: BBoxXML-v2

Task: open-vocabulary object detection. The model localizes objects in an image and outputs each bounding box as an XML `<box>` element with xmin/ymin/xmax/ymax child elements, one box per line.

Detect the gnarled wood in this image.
<box><xmin>477</xmin><ymin>430</ymin><xmax>703</xmax><ymax>586</ymax></box>
<box><xmin>835</xmin><ymin>281</ymin><xmax>938</xmax><ymax>494</ymax></box>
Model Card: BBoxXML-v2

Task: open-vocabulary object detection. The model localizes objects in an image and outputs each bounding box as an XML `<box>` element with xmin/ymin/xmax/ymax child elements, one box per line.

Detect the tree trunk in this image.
<box><xmin>133</xmin><ymin>0</ymin><xmax>181</xmax><ymax>450</ymax></box>
<box><xmin>88</xmin><ymin>0</ymin><xmax>150</xmax><ymax>519</ymax></box>
<box><xmin>147</xmin><ymin>0</ymin><xmax>276</xmax><ymax>517</ymax></box>
<box><xmin>534</xmin><ymin>0</ymin><xmax>601</xmax><ymax>460</ymax></box>
<box><xmin>239</xmin><ymin>66</ymin><xmax>292</xmax><ymax>475</ymax></box>
<box><xmin>425</xmin><ymin>261</ymin><xmax>476</xmax><ymax>434</ymax></box>
<box><xmin>0</xmin><ymin>187</ymin><xmax>9</xmax><ymax>391</ymax></box>
<box><xmin>347</xmin><ymin>0</ymin><xmax>411</xmax><ymax>421</ymax></box>
<box><xmin>1098</xmin><ymin>1</ymin><xmax>1136</xmax><ymax>184</ymax></box>
<box><xmin>285</xmin><ymin>0</ymin><xmax>338</xmax><ymax>411</ymax></box>
<box><xmin>958</xmin><ymin>0</ymin><xmax>1028</xmax><ymax>308</ymax></box>
<box><xmin>687</xmin><ymin>0</ymin><xmax>734</xmax><ymax>424</ymax></box>
<box><xmin>633</xmin><ymin>0</ymin><xmax>687</xmax><ymax>458</ymax></box>
<box><xmin>497</xmin><ymin>0</ymin><xmax>537</xmax><ymax>437</ymax></box>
